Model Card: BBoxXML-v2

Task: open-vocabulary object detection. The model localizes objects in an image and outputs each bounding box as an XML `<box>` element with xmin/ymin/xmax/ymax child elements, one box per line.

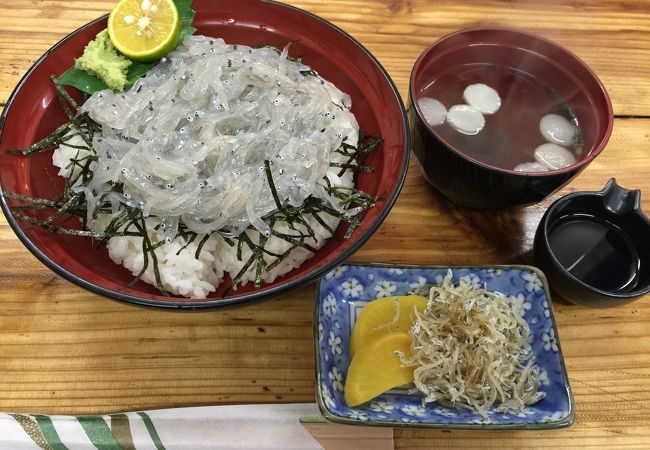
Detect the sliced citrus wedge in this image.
<box><xmin>108</xmin><ymin>0</ymin><xmax>181</xmax><ymax>62</ymax></box>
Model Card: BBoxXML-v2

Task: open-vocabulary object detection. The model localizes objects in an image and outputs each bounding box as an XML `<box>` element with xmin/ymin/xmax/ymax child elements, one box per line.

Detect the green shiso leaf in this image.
<box><xmin>58</xmin><ymin>61</ymin><xmax>153</xmax><ymax>94</ymax></box>
<box><xmin>59</xmin><ymin>0</ymin><xmax>195</xmax><ymax>94</ymax></box>
<box><xmin>58</xmin><ymin>67</ymin><xmax>108</xmax><ymax>94</ymax></box>
<box><xmin>175</xmin><ymin>0</ymin><xmax>197</xmax><ymax>45</ymax></box>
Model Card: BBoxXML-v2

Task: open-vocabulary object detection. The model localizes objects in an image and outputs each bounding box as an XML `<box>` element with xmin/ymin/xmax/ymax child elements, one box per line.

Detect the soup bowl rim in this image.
<box><xmin>409</xmin><ymin>27</ymin><xmax>614</xmax><ymax>177</ymax></box>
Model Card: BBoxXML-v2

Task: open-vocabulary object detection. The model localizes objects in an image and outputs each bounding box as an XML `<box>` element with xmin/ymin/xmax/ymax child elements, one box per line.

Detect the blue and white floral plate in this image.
<box><xmin>313</xmin><ymin>263</ymin><xmax>575</xmax><ymax>429</ymax></box>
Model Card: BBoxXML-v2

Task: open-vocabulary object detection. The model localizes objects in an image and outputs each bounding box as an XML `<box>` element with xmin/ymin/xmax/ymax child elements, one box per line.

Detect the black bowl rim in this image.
<box><xmin>409</xmin><ymin>27</ymin><xmax>614</xmax><ymax>177</ymax></box>
<box><xmin>0</xmin><ymin>1</ymin><xmax>410</xmax><ymax>310</ymax></box>
<box><xmin>537</xmin><ymin>184</ymin><xmax>650</xmax><ymax>299</ymax></box>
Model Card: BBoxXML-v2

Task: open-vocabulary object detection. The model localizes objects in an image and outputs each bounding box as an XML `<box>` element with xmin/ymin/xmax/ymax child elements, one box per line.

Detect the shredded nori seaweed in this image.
<box><xmin>3</xmin><ymin>75</ymin><xmax>380</xmax><ymax>296</ymax></box>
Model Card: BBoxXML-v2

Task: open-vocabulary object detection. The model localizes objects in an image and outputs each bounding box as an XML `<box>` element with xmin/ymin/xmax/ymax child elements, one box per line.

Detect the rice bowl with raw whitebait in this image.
<box><xmin>0</xmin><ymin>1</ymin><xmax>410</xmax><ymax>308</ymax></box>
<box><xmin>46</xmin><ymin>36</ymin><xmax>368</xmax><ymax>299</ymax></box>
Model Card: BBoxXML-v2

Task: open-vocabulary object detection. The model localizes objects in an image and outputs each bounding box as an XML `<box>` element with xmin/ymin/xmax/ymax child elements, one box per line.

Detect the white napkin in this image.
<box><xmin>0</xmin><ymin>403</ymin><xmax>327</xmax><ymax>450</ymax></box>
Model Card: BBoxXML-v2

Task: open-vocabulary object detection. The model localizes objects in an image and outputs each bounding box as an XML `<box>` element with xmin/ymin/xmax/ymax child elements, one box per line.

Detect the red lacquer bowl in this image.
<box><xmin>0</xmin><ymin>1</ymin><xmax>409</xmax><ymax>308</ymax></box>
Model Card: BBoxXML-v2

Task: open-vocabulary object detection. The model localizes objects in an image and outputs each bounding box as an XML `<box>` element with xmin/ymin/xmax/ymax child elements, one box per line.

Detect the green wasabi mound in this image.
<box><xmin>75</xmin><ymin>29</ymin><xmax>132</xmax><ymax>91</ymax></box>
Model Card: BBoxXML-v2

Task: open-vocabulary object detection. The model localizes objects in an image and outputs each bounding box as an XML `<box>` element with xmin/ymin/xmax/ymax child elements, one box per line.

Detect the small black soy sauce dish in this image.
<box><xmin>534</xmin><ymin>179</ymin><xmax>650</xmax><ymax>307</ymax></box>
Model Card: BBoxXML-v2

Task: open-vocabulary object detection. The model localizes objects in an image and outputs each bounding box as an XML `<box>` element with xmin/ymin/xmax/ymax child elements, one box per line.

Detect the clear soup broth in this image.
<box><xmin>418</xmin><ymin>63</ymin><xmax>590</xmax><ymax>172</ymax></box>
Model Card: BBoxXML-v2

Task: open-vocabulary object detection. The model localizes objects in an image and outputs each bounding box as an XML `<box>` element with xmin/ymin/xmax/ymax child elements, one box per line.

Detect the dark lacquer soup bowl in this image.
<box><xmin>409</xmin><ymin>28</ymin><xmax>613</xmax><ymax>210</ymax></box>
<box><xmin>0</xmin><ymin>0</ymin><xmax>409</xmax><ymax>308</ymax></box>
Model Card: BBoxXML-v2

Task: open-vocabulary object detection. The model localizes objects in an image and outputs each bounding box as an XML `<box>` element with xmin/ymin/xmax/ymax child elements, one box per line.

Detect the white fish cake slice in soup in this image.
<box><xmin>534</xmin><ymin>143</ymin><xmax>576</xmax><ymax>169</ymax></box>
<box><xmin>463</xmin><ymin>83</ymin><xmax>501</xmax><ymax>114</ymax></box>
<box><xmin>446</xmin><ymin>104</ymin><xmax>485</xmax><ymax>135</ymax></box>
<box><xmin>540</xmin><ymin>113</ymin><xmax>577</xmax><ymax>146</ymax></box>
<box><xmin>514</xmin><ymin>161</ymin><xmax>549</xmax><ymax>173</ymax></box>
<box><xmin>418</xmin><ymin>97</ymin><xmax>447</xmax><ymax>126</ymax></box>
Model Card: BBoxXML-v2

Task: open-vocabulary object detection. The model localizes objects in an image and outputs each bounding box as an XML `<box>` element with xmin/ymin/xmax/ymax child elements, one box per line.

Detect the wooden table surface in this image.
<box><xmin>1</xmin><ymin>0</ymin><xmax>650</xmax><ymax>448</ymax></box>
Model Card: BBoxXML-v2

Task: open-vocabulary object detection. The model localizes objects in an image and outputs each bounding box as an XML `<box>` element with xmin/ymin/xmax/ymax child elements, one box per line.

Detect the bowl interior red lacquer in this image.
<box><xmin>0</xmin><ymin>0</ymin><xmax>409</xmax><ymax>308</ymax></box>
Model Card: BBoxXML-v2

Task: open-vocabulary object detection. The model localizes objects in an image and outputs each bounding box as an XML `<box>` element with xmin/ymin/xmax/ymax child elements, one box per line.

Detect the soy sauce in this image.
<box><xmin>548</xmin><ymin>214</ymin><xmax>640</xmax><ymax>292</ymax></box>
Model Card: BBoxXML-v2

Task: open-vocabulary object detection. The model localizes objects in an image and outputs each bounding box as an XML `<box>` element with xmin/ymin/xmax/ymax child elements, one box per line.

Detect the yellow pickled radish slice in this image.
<box><xmin>344</xmin><ymin>331</ymin><xmax>414</xmax><ymax>407</ymax></box>
<box><xmin>108</xmin><ymin>0</ymin><xmax>181</xmax><ymax>62</ymax></box>
<box><xmin>349</xmin><ymin>295</ymin><xmax>427</xmax><ymax>358</ymax></box>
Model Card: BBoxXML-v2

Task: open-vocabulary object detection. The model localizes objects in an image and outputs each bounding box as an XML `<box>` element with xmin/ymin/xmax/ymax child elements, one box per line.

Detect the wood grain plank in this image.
<box><xmin>2</xmin><ymin>2</ymin><xmax>650</xmax><ymax>447</ymax></box>
<box><xmin>2</xmin><ymin>0</ymin><xmax>650</xmax><ymax>116</ymax></box>
<box><xmin>1</xmin><ymin>115</ymin><xmax>650</xmax><ymax>448</ymax></box>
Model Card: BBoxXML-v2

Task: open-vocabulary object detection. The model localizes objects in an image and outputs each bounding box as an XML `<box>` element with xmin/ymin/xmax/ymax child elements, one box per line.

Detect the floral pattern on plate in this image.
<box><xmin>314</xmin><ymin>264</ymin><xmax>575</xmax><ymax>429</ymax></box>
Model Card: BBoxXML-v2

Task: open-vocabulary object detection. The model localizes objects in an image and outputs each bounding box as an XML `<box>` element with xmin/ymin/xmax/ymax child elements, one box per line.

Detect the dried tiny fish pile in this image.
<box><xmin>404</xmin><ymin>272</ymin><xmax>545</xmax><ymax>418</ymax></box>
